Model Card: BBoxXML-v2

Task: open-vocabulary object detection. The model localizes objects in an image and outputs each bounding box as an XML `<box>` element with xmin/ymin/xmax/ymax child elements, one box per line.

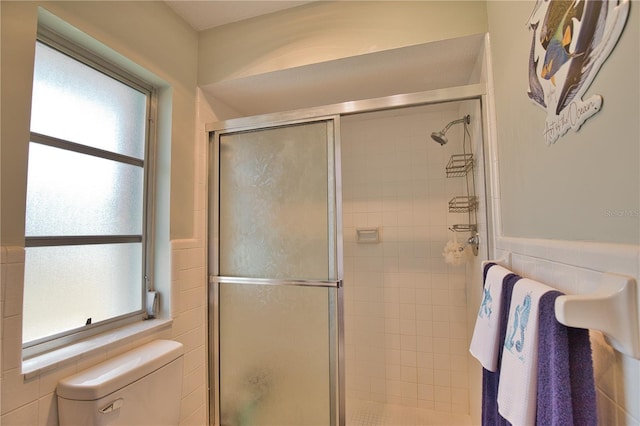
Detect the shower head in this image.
<box><xmin>431</xmin><ymin>131</ymin><xmax>448</xmax><ymax>145</ymax></box>
<box><xmin>431</xmin><ymin>115</ymin><xmax>471</xmax><ymax>145</ymax></box>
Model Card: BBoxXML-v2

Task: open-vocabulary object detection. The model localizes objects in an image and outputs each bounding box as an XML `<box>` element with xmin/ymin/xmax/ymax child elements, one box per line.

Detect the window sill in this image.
<box><xmin>22</xmin><ymin>318</ymin><xmax>172</xmax><ymax>379</ymax></box>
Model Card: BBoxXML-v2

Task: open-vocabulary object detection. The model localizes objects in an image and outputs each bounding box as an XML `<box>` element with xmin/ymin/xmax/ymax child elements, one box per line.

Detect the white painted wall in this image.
<box><xmin>486</xmin><ymin>1</ymin><xmax>640</xmax><ymax>423</ymax></box>
<box><xmin>486</xmin><ymin>0</ymin><xmax>639</xmax><ymax>245</ymax></box>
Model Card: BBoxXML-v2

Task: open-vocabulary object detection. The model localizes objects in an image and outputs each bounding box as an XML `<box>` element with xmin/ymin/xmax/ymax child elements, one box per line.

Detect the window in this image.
<box><xmin>23</xmin><ymin>31</ymin><xmax>155</xmax><ymax>355</ymax></box>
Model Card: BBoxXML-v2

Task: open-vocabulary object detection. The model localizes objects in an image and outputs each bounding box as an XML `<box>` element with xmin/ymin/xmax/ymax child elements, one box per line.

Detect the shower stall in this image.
<box><xmin>207</xmin><ymin>91</ymin><xmax>489</xmax><ymax>425</ymax></box>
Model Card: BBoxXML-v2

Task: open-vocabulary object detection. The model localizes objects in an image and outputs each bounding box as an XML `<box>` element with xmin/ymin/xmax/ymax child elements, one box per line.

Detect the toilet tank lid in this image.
<box><xmin>57</xmin><ymin>340</ymin><xmax>183</xmax><ymax>401</ymax></box>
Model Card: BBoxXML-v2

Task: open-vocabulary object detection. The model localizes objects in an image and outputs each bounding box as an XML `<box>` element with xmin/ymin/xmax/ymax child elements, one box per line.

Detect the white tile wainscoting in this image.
<box><xmin>0</xmin><ymin>242</ymin><xmax>208</xmax><ymax>426</ymax></box>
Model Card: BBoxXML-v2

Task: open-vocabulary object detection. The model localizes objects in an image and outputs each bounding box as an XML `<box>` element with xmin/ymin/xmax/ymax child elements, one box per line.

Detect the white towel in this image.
<box><xmin>497</xmin><ymin>278</ymin><xmax>554</xmax><ymax>426</ymax></box>
<box><xmin>469</xmin><ymin>264</ymin><xmax>513</xmax><ymax>372</ymax></box>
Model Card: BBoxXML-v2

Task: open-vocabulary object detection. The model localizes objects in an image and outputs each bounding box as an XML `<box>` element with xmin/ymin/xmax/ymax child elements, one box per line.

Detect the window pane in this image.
<box><xmin>30</xmin><ymin>42</ymin><xmax>146</xmax><ymax>159</ymax></box>
<box><xmin>23</xmin><ymin>244</ymin><xmax>143</xmax><ymax>343</ymax></box>
<box><xmin>25</xmin><ymin>143</ymin><xmax>143</xmax><ymax>236</ymax></box>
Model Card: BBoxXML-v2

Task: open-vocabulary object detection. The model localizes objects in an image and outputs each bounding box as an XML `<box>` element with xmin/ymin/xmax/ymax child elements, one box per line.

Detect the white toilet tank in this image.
<box><xmin>57</xmin><ymin>340</ymin><xmax>184</xmax><ymax>426</ymax></box>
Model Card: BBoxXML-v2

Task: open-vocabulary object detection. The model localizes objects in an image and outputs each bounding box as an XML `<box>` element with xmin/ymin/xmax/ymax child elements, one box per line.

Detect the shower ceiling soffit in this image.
<box><xmin>201</xmin><ymin>33</ymin><xmax>485</xmax><ymax>118</ymax></box>
<box><xmin>165</xmin><ymin>1</ymin><xmax>315</xmax><ymax>32</ymax></box>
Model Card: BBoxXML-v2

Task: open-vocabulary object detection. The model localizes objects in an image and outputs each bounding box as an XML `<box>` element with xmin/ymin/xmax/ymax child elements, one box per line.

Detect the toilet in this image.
<box><xmin>57</xmin><ymin>340</ymin><xmax>184</xmax><ymax>426</ymax></box>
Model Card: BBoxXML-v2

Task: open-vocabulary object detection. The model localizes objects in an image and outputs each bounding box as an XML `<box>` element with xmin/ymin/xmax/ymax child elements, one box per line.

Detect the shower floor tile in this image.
<box><xmin>346</xmin><ymin>399</ymin><xmax>472</xmax><ymax>426</ymax></box>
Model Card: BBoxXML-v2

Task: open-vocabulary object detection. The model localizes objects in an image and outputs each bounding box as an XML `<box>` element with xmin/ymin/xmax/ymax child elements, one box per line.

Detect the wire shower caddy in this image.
<box><xmin>446</xmin><ymin>115</ymin><xmax>479</xmax><ymax>255</ymax></box>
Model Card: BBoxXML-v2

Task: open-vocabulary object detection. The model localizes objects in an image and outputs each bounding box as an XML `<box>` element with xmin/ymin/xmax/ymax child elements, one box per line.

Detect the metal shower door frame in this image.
<box><xmin>207</xmin><ymin>115</ymin><xmax>346</xmax><ymax>426</ymax></box>
<box><xmin>206</xmin><ymin>82</ymin><xmax>489</xmax><ymax>426</ymax></box>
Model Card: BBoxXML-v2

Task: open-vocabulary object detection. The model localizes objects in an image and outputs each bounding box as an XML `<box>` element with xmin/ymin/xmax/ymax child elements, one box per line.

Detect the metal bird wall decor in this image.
<box><xmin>526</xmin><ymin>0</ymin><xmax>630</xmax><ymax>145</ymax></box>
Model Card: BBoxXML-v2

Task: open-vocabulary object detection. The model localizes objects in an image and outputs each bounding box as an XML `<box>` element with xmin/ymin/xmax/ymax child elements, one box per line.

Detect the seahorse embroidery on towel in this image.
<box><xmin>504</xmin><ymin>293</ymin><xmax>532</xmax><ymax>361</ymax></box>
<box><xmin>478</xmin><ymin>286</ymin><xmax>493</xmax><ymax>319</ymax></box>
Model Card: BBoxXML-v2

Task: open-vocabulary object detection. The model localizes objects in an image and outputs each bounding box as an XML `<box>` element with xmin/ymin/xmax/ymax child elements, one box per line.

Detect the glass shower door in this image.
<box><xmin>210</xmin><ymin>119</ymin><xmax>342</xmax><ymax>426</ymax></box>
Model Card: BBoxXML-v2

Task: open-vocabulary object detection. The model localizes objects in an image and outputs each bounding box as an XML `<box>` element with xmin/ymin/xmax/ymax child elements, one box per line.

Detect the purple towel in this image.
<box><xmin>536</xmin><ymin>291</ymin><xmax>597</xmax><ymax>425</ymax></box>
<box><xmin>481</xmin><ymin>270</ymin><xmax>520</xmax><ymax>426</ymax></box>
<box><xmin>483</xmin><ymin>262</ymin><xmax>497</xmax><ymax>284</ymax></box>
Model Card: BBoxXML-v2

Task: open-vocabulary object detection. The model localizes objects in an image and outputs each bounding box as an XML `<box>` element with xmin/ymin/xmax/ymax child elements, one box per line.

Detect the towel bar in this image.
<box><xmin>481</xmin><ymin>255</ymin><xmax>640</xmax><ymax>359</ymax></box>
<box><xmin>555</xmin><ymin>273</ymin><xmax>639</xmax><ymax>359</ymax></box>
<box><xmin>481</xmin><ymin>252</ymin><xmax>511</xmax><ymax>270</ymax></box>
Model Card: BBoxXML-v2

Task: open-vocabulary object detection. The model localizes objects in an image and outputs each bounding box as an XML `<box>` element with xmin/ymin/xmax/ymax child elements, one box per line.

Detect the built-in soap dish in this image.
<box><xmin>356</xmin><ymin>228</ymin><xmax>380</xmax><ymax>243</ymax></box>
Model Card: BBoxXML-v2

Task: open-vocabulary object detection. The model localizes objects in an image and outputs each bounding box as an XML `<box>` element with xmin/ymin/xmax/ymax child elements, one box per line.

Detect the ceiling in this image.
<box><xmin>164</xmin><ymin>1</ymin><xmax>314</xmax><ymax>31</ymax></box>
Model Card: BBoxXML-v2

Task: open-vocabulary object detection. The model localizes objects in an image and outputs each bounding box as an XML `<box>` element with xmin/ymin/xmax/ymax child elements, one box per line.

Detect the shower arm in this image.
<box><xmin>439</xmin><ymin>115</ymin><xmax>470</xmax><ymax>134</ymax></box>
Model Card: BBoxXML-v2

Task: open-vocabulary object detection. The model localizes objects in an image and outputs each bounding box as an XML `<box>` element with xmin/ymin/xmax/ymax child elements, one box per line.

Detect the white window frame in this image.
<box><xmin>22</xmin><ymin>27</ymin><xmax>158</xmax><ymax>358</ymax></box>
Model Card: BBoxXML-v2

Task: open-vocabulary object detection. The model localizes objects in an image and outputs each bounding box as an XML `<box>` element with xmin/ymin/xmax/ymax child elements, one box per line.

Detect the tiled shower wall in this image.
<box><xmin>341</xmin><ymin>106</ymin><xmax>474</xmax><ymax>413</ymax></box>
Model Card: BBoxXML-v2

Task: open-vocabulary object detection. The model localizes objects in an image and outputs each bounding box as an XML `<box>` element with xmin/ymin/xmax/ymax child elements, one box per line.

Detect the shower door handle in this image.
<box><xmin>212</xmin><ymin>276</ymin><xmax>341</xmax><ymax>288</ymax></box>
